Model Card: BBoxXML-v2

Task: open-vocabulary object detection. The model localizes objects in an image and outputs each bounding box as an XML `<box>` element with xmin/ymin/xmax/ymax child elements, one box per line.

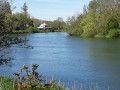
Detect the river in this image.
<box><xmin>0</xmin><ymin>32</ymin><xmax>120</xmax><ymax>90</ymax></box>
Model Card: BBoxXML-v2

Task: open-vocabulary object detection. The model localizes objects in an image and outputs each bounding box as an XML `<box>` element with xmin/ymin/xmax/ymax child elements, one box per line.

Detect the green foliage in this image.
<box><xmin>13</xmin><ymin>12</ymin><xmax>33</xmax><ymax>30</ymax></box>
<box><xmin>27</xmin><ymin>26</ymin><xmax>38</xmax><ymax>33</ymax></box>
<box><xmin>32</xmin><ymin>18</ymin><xmax>42</xmax><ymax>28</ymax></box>
<box><xmin>0</xmin><ymin>76</ymin><xmax>15</xmax><ymax>90</ymax></box>
<box><xmin>13</xmin><ymin>64</ymin><xmax>66</xmax><ymax>90</ymax></box>
<box><xmin>95</xmin><ymin>30</ymin><xmax>108</xmax><ymax>37</ymax></box>
<box><xmin>89</xmin><ymin>1</ymin><xmax>98</xmax><ymax>11</ymax></box>
<box><xmin>0</xmin><ymin>0</ymin><xmax>11</xmax><ymax>14</ymax></box>
<box><xmin>51</xmin><ymin>17</ymin><xmax>66</xmax><ymax>30</ymax></box>
<box><xmin>0</xmin><ymin>13</ymin><xmax>5</xmax><ymax>30</ymax></box>
<box><xmin>0</xmin><ymin>64</ymin><xmax>67</xmax><ymax>90</ymax></box>
<box><xmin>0</xmin><ymin>1</ymin><xmax>33</xmax><ymax>31</ymax></box>
<box><xmin>12</xmin><ymin>27</ymin><xmax>57</xmax><ymax>33</ymax></box>
<box><xmin>107</xmin><ymin>15</ymin><xmax>119</xmax><ymax>30</ymax></box>
<box><xmin>66</xmin><ymin>15</ymin><xmax>84</xmax><ymax>36</ymax></box>
<box><xmin>81</xmin><ymin>11</ymin><xmax>98</xmax><ymax>37</ymax></box>
<box><xmin>107</xmin><ymin>29</ymin><xmax>120</xmax><ymax>38</ymax></box>
<box><xmin>65</xmin><ymin>0</ymin><xmax>120</xmax><ymax>38</ymax></box>
<box><xmin>5</xmin><ymin>14</ymin><xmax>16</xmax><ymax>31</ymax></box>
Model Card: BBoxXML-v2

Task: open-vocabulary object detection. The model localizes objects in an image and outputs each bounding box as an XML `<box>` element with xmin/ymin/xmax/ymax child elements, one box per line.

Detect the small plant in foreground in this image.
<box><xmin>13</xmin><ymin>64</ymin><xmax>66</xmax><ymax>90</ymax></box>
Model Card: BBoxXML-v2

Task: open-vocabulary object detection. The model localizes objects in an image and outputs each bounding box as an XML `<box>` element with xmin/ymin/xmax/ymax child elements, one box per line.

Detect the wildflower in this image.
<box><xmin>23</xmin><ymin>64</ymin><xmax>28</xmax><ymax>69</ymax></box>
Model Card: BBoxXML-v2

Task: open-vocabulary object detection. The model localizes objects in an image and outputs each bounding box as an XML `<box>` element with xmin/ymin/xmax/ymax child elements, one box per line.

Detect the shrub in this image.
<box><xmin>95</xmin><ymin>30</ymin><xmax>108</xmax><ymax>37</ymax></box>
<box><xmin>107</xmin><ymin>29</ymin><xmax>120</xmax><ymax>38</ymax></box>
<box><xmin>27</xmin><ymin>26</ymin><xmax>39</xmax><ymax>33</ymax></box>
<box><xmin>13</xmin><ymin>64</ymin><xmax>66</xmax><ymax>90</ymax></box>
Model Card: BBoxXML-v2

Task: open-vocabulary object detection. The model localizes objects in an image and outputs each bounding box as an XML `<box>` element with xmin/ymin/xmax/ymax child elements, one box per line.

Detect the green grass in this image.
<box><xmin>0</xmin><ymin>76</ymin><xmax>68</xmax><ymax>90</ymax></box>
<box><xmin>12</xmin><ymin>27</ymin><xmax>63</xmax><ymax>34</ymax></box>
<box><xmin>0</xmin><ymin>76</ymin><xmax>15</xmax><ymax>90</ymax></box>
<box><xmin>12</xmin><ymin>29</ymin><xmax>53</xmax><ymax>33</ymax></box>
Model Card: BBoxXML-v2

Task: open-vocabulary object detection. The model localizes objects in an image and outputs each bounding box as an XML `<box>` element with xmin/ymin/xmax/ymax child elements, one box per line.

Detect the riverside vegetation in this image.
<box><xmin>0</xmin><ymin>0</ymin><xmax>66</xmax><ymax>34</ymax></box>
<box><xmin>12</xmin><ymin>26</ymin><xmax>63</xmax><ymax>34</ymax></box>
<box><xmin>0</xmin><ymin>64</ymin><xmax>67</xmax><ymax>90</ymax></box>
<box><xmin>0</xmin><ymin>1</ymin><xmax>66</xmax><ymax>89</ymax></box>
<box><xmin>0</xmin><ymin>0</ymin><xmax>65</xmax><ymax>63</ymax></box>
<box><xmin>65</xmin><ymin>0</ymin><xmax>120</xmax><ymax>38</ymax></box>
<box><xmin>1</xmin><ymin>0</ymin><xmax>120</xmax><ymax>38</ymax></box>
<box><xmin>0</xmin><ymin>0</ymin><xmax>120</xmax><ymax>89</ymax></box>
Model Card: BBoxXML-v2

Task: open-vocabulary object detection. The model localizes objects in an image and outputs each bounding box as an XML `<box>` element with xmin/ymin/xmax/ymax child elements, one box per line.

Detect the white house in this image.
<box><xmin>37</xmin><ymin>23</ymin><xmax>49</xmax><ymax>30</ymax></box>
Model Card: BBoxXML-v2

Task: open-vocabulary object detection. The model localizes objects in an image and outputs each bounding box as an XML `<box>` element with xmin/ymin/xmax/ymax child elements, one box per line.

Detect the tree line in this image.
<box><xmin>0</xmin><ymin>0</ymin><xmax>34</xmax><ymax>31</ymax></box>
<box><xmin>32</xmin><ymin>17</ymin><xmax>66</xmax><ymax>30</ymax></box>
<box><xmin>65</xmin><ymin>0</ymin><xmax>120</xmax><ymax>38</ymax></box>
<box><xmin>0</xmin><ymin>0</ymin><xmax>66</xmax><ymax>31</ymax></box>
<box><xmin>0</xmin><ymin>0</ymin><xmax>66</xmax><ymax>64</ymax></box>
<box><xmin>0</xmin><ymin>0</ymin><xmax>32</xmax><ymax>65</ymax></box>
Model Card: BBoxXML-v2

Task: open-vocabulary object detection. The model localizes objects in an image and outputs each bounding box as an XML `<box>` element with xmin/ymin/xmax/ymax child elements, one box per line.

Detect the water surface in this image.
<box><xmin>0</xmin><ymin>32</ymin><xmax>120</xmax><ymax>90</ymax></box>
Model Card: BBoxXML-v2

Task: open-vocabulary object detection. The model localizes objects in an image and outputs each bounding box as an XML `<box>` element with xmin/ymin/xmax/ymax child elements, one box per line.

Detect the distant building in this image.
<box><xmin>37</xmin><ymin>23</ymin><xmax>51</xmax><ymax>30</ymax></box>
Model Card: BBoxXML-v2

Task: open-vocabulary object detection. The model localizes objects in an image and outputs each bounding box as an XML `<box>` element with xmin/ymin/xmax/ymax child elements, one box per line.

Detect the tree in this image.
<box><xmin>0</xmin><ymin>0</ymin><xmax>11</xmax><ymax>14</ymax></box>
<box><xmin>107</xmin><ymin>15</ymin><xmax>119</xmax><ymax>29</ymax></box>
<box><xmin>0</xmin><ymin>0</ymin><xmax>30</xmax><ymax>65</ymax></box>
<box><xmin>32</xmin><ymin>18</ymin><xmax>42</xmax><ymax>28</ymax></box>
<box><xmin>22</xmin><ymin>2</ymin><xmax>28</xmax><ymax>12</ymax></box>
<box><xmin>0</xmin><ymin>13</ymin><xmax>6</xmax><ymax>31</ymax></box>
<box><xmin>65</xmin><ymin>0</ymin><xmax>120</xmax><ymax>37</ymax></box>
<box><xmin>88</xmin><ymin>0</ymin><xmax>98</xmax><ymax>11</ymax></box>
<box><xmin>81</xmin><ymin>11</ymin><xmax>98</xmax><ymax>37</ymax></box>
<box><xmin>52</xmin><ymin>17</ymin><xmax>66</xmax><ymax>30</ymax></box>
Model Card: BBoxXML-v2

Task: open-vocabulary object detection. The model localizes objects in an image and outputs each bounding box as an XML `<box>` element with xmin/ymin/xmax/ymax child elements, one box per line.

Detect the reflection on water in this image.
<box><xmin>0</xmin><ymin>58</ymin><xmax>13</xmax><ymax>67</ymax></box>
<box><xmin>0</xmin><ymin>32</ymin><xmax>120</xmax><ymax>89</ymax></box>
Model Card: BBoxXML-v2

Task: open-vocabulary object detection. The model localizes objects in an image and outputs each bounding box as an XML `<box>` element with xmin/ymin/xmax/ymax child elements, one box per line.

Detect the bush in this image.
<box><xmin>95</xmin><ymin>30</ymin><xmax>108</xmax><ymax>37</ymax></box>
<box><xmin>27</xmin><ymin>26</ymin><xmax>39</xmax><ymax>33</ymax></box>
<box><xmin>107</xmin><ymin>29</ymin><xmax>120</xmax><ymax>38</ymax></box>
<box><xmin>13</xmin><ymin>64</ymin><xmax>67</xmax><ymax>90</ymax></box>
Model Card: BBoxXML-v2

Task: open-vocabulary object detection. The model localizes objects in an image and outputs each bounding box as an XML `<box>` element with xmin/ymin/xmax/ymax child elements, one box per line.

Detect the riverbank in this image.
<box><xmin>12</xmin><ymin>29</ymin><xmax>54</xmax><ymax>33</ymax></box>
<box><xmin>68</xmin><ymin>29</ymin><xmax>120</xmax><ymax>38</ymax></box>
<box><xmin>0</xmin><ymin>76</ymin><xmax>67</xmax><ymax>90</ymax></box>
<box><xmin>12</xmin><ymin>27</ymin><xmax>64</xmax><ymax>34</ymax></box>
<box><xmin>0</xmin><ymin>64</ymin><xmax>67</xmax><ymax>90</ymax></box>
<box><xmin>0</xmin><ymin>76</ymin><xmax>14</xmax><ymax>90</ymax></box>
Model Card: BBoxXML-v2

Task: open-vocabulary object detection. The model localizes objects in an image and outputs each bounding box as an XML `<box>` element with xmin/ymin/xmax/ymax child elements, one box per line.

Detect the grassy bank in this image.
<box><xmin>0</xmin><ymin>76</ymin><xmax>15</xmax><ymax>90</ymax></box>
<box><xmin>12</xmin><ymin>27</ymin><xmax>63</xmax><ymax>34</ymax></box>
<box><xmin>0</xmin><ymin>76</ymin><xmax>67</xmax><ymax>90</ymax></box>
<box><xmin>0</xmin><ymin>64</ymin><xmax>68</xmax><ymax>90</ymax></box>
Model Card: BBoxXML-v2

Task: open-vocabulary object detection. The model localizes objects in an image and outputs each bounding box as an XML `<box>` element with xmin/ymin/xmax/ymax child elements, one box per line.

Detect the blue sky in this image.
<box><xmin>12</xmin><ymin>0</ymin><xmax>91</xmax><ymax>21</ymax></box>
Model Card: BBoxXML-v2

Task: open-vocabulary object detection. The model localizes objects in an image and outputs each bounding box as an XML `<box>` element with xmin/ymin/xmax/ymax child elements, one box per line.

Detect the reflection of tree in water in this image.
<box><xmin>0</xmin><ymin>58</ymin><xmax>13</xmax><ymax>67</ymax></box>
<box><xmin>0</xmin><ymin>32</ymin><xmax>33</xmax><ymax>67</ymax></box>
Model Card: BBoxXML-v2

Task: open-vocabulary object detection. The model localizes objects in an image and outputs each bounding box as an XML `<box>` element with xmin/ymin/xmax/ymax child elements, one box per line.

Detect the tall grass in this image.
<box><xmin>0</xmin><ymin>76</ymin><xmax>67</xmax><ymax>90</ymax></box>
<box><xmin>0</xmin><ymin>76</ymin><xmax>112</xmax><ymax>90</ymax></box>
<box><xmin>0</xmin><ymin>76</ymin><xmax>15</xmax><ymax>90</ymax></box>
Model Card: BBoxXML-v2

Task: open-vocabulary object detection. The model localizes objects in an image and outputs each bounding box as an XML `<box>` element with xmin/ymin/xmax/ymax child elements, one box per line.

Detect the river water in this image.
<box><xmin>0</xmin><ymin>32</ymin><xmax>120</xmax><ymax>90</ymax></box>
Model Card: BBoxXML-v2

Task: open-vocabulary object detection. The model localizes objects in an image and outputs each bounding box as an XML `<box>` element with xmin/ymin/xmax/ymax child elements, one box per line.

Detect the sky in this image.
<box><xmin>11</xmin><ymin>0</ymin><xmax>91</xmax><ymax>21</ymax></box>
